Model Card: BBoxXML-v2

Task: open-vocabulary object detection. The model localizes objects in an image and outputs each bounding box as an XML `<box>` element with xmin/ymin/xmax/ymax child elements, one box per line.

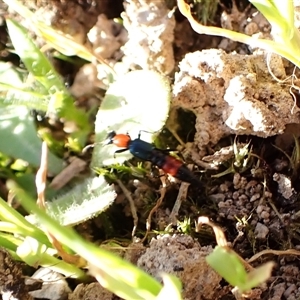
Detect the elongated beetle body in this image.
<box><xmin>104</xmin><ymin>131</ymin><xmax>201</xmax><ymax>186</ymax></box>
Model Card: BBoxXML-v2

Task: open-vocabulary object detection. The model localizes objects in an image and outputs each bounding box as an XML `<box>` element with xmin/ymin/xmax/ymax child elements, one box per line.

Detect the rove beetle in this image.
<box><xmin>104</xmin><ymin>131</ymin><xmax>202</xmax><ymax>186</ymax></box>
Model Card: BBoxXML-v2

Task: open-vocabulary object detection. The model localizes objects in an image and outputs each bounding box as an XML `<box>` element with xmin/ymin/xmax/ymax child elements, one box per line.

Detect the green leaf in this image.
<box><xmin>156</xmin><ymin>274</ymin><xmax>182</xmax><ymax>300</ymax></box>
<box><xmin>13</xmin><ymin>185</ymin><xmax>163</xmax><ymax>300</ymax></box>
<box><xmin>177</xmin><ymin>0</ymin><xmax>300</xmax><ymax>69</ymax></box>
<box><xmin>6</xmin><ymin>19</ymin><xmax>66</xmax><ymax>94</ymax></box>
<box><xmin>13</xmin><ymin>173</ymin><xmax>37</xmax><ymax>198</ymax></box>
<box><xmin>3</xmin><ymin>0</ymin><xmax>115</xmax><ymax>77</ymax></box>
<box><xmin>0</xmin><ymin>233</ymin><xmax>20</xmax><ymax>251</ymax></box>
<box><xmin>244</xmin><ymin>261</ymin><xmax>274</xmax><ymax>292</ymax></box>
<box><xmin>206</xmin><ymin>246</ymin><xmax>247</xmax><ymax>287</ymax></box>
<box><xmin>0</xmin><ymin>105</ymin><xmax>63</xmax><ymax>174</ymax></box>
<box><xmin>249</xmin><ymin>0</ymin><xmax>294</xmax><ymax>39</ymax></box>
<box><xmin>0</xmin><ymin>197</ymin><xmax>51</xmax><ymax>247</ymax></box>
<box><xmin>5</xmin><ymin>19</ymin><xmax>91</xmax><ymax>147</ymax></box>
<box><xmin>0</xmin><ymin>62</ymin><xmax>48</xmax><ymax>110</ymax></box>
<box><xmin>91</xmin><ymin>70</ymin><xmax>171</xmax><ymax>167</ymax></box>
<box><xmin>17</xmin><ymin>236</ymin><xmax>86</xmax><ymax>278</ymax></box>
<box><xmin>35</xmin><ymin>176</ymin><xmax>116</xmax><ymax>226</ymax></box>
<box><xmin>0</xmin><ymin>61</ymin><xmax>24</xmax><ymax>84</ymax></box>
<box><xmin>207</xmin><ymin>246</ymin><xmax>274</xmax><ymax>293</ymax></box>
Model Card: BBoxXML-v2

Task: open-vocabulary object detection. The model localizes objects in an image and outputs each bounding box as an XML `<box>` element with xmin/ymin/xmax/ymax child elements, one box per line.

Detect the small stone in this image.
<box><xmin>209</xmin><ymin>193</ymin><xmax>226</xmax><ymax>203</ymax></box>
<box><xmin>256</xmin><ymin>205</ymin><xmax>264</xmax><ymax>214</ymax></box>
<box><xmin>225</xmin><ymin>199</ymin><xmax>233</xmax><ymax>206</ymax></box>
<box><xmin>245</xmin><ymin>180</ymin><xmax>258</xmax><ymax>190</ymax></box>
<box><xmin>219</xmin><ymin>183</ymin><xmax>229</xmax><ymax>192</ymax></box>
<box><xmin>70</xmin><ymin>283</ymin><xmax>113</xmax><ymax>300</ymax></box>
<box><xmin>264</xmin><ymin>191</ymin><xmax>273</xmax><ymax>198</ymax></box>
<box><xmin>232</xmin><ymin>191</ymin><xmax>239</xmax><ymax>200</ymax></box>
<box><xmin>218</xmin><ymin>201</ymin><xmax>226</xmax><ymax>208</ymax></box>
<box><xmin>27</xmin><ymin>268</ymin><xmax>71</xmax><ymax>300</ymax></box>
<box><xmin>238</xmin><ymin>194</ymin><xmax>248</xmax><ymax>202</ymax></box>
<box><xmin>283</xmin><ymin>284</ymin><xmax>296</xmax><ymax>299</ymax></box>
<box><xmin>250</xmin><ymin>193</ymin><xmax>261</xmax><ymax>202</ymax></box>
<box><xmin>254</xmin><ymin>222</ymin><xmax>269</xmax><ymax>239</ymax></box>
<box><xmin>273</xmin><ymin>173</ymin><xmax>295</xmax><ymax>199</ymax></box>
<box><xmin>244</xmin><ymin>22</ymin><xmax>259</xmax><ymax>35</ymax></box>
<box><xmin>233</xmin><ymin>173</ymin><xmax>241</xmax><ymax>186</ymax></box>
<box><xmin>261</xmin><ymin>211</ymin><xmax>270</xmax><ymax>220</ymax></box>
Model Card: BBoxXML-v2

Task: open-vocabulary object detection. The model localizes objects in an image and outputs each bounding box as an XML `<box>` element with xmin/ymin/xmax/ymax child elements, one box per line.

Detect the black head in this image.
<box><xmin>103</xmin><ymin>131</ymin><xmax>117</xmax><ymax>145</ymax></box>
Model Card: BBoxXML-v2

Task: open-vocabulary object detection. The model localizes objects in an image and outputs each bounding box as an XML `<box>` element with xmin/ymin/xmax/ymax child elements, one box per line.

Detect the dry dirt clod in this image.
<box><xmin>254</xmin><ymin>222</ymin><xmax>269</xmax><ymax>239</ymax></box>
<box><xmin>219</xmin><ymin>0</ymin><xmax>252</xmax><ymax>52</ymax></box>
<box><xmin>70</xmin><ymin>63</ymin><xmax>105</xmax><ymax>97</ymax></box>
<box><xmin>69</xmin><ymin>282</ymin><xmax>113</xmax><ymax>300</ymax></box>
<box><xmin>273</xmin><ymin>173</ymin><xmax>296</xmax><ymax>200</ymax></box>
<box><xmin>121</xmin><ymin>0</ymin><xmax>175</xmax><ymax>74</ymax></box>
<box><xmin>26</xmin><ymin>268</ymin><xmax>71</xmax><ymax>300</ymax></box>
<box><xmin>137</xmin><ymin>234</ymin><xmax>221</xmax><ymax>300</ymax></box>
<box><xmin>173</xmin><ymin>49</ymin><xmax>300</xmax><ymax>156</ymax></box>
<box><xmin>87</xmin><ymin>14</ymin><xmax>126</xmax><ymax>60</ymax></box>
<box><xmin>0</xmin><ymin>249</ymin><xmax>32</xmax><ymax>300</ymax></box>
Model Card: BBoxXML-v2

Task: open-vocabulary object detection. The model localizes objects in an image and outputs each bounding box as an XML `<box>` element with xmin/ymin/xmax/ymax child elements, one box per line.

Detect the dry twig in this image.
<box><xmin>35</xmin><ymin>142</ymin><xmax>86</xmax><ymax>267</ymax></box>
<box><xmin>142</xmin><ymin>171</ymin><xmax>167</xmax><ymax>242</ymax></box>
<box><xmin>116</xmin><ymin>179</ymin><xmax>138</xmax><ymax>237</ymax></box>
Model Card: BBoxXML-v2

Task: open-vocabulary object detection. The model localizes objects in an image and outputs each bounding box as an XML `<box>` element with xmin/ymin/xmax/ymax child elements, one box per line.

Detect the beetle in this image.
<box><xmin>104</xmin><ymin>131</ymin><xmax>201</xmax><ymax>186</ymax></box>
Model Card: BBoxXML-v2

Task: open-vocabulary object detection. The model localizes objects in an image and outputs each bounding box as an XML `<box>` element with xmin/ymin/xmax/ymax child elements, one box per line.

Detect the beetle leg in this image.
<box><xmin>113</xmin><ymin>148</ymin><xmax>128</xmax><ymax>158</ymax></box>
<box><xmin>138</xmin><ymin>129</ymin><xmax>156</xmax><ymax>139</ymax></box>
<box><xmin>154</xmin><ymin>148</ymin><xmax>178</xmax><ymax>154</ymax></box>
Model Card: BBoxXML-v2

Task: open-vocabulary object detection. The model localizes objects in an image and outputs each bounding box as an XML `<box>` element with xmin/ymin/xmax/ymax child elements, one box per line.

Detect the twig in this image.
<box><xmin>169</xmin><ymin>164</ymin><xmax>195</xmax><ymax>225</ymax></box>
<box><xmin>169</xmin><ymin>181</ymin><xmax>189</xmax><ymax>225</ymax></box>
<box><xmin>35</xmin><ymin>142</ymin><xmax>86</xmax><ymax>267</ymax></box>
<box><xmin>248</xmin><ymin>248</ymin><xmax>300</xmax><ymax>264</ymax></box>
<box><xmin>35</xmin><ymin>142</ymin><xmax>48</xmax><ymax>209</ymax></box>
<box><xmin>141</xmin><ymin>171</ymin><xmax>167</xmax><ymax>243</ymax></box>
<box><xmin>116</xmin><ymin>179</ymin><xmax>138</xmax><ymax>237</ymax></box>
<box><xmin>50</xmin><ymin>157</ymin><xmax>86</xmax><ymax>190</ymax></box>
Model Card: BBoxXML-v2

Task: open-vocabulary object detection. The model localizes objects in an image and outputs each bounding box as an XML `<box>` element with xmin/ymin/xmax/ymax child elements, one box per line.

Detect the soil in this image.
<box><xmin>2</xmin><ymin>0</ymin><xmax>300</xmax><ymax>300</ymax></box>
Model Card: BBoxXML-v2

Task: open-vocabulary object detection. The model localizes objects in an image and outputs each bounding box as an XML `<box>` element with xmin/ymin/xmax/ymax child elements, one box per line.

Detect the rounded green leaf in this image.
<box><xmin>0</xmin><ymin>106</ymin><xmax>63</xmax><ymax>174</ymax></box>
<box><xmin>244</xmin><ymin>261</ymin><xmax>275</xmax><ymax>292</ymax></box>
<box><xmin>206</xmin><ymin>246</ymin><xmax>247</xmax><ymax>287</ymax></box>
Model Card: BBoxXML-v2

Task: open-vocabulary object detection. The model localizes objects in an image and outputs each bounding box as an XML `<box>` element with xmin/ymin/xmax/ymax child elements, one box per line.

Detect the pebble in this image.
<box><xmin>254</xmin><ymin>222</ymin><xmax>269</xmax><ymax>239</ymax></box>
<box><xmin>250</xmin><ymin>193</ymin><xmax>261</xmax><ymax>202</ymax></box>
<box><xmin>209</xmin><ymin>193</ymin><xmax>226</xmax><ymax>203</ymax></box>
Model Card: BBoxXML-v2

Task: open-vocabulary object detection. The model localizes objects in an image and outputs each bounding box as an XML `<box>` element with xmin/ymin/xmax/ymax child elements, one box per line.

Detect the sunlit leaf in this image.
<box><xmin>42</xmin><ymin>176</ymin><xmax>116</xmax><ymax>226</ymax></box>
<box><xmin>91</xmin><ymin>70</ymin><xmax>171</xmax><ymax>167</ymax></box>
<box><xmin>0</xmin><ymin>106</ymin><xmax>63</xmax><ymax>174</ymax></box>
<box><xmin>206</xmin><ymin>246</ymin><xmax>247</xmax><ymax>287</ymax></box>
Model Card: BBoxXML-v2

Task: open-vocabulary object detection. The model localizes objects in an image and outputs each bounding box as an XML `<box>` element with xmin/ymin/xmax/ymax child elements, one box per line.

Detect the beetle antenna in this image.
<box><xmin>82</xmin><ymin>131</ymin><xmax>117</xmax><ymax>153</ymax></box>
<box><xmin>105</xmin><ymin>131</ymin><xmax>117</xmax><ymax>143</ymax></box>
<box><xmin>82</xmin><ymin>143</ymin><xmax>97</xmax><ymax>153</ymax></box>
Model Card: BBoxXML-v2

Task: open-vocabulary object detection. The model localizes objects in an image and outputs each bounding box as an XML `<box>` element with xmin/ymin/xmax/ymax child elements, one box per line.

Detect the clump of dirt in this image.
<box><xmin>69</xmin><ymin>282</ymin><xmax>114</xmax><ymax>300</ymax></box>
<box><xmin>173</xmin><ymin>49</ymin><xmax>300</xmax><ymax>155</ymax></box>
<box><xmin>137</xmin><ymin>234</ymin><xmax>221</xmax><ymax>300</ymax></box>
<box><xmin>121</xmin><ymin>0</ymin><xmax>176</xmax><ymax>74</ymax></box>
<box><xmin>0</xmin><ymin>249</ymin><xmax>32</xmax><ymax>300</ymax></box>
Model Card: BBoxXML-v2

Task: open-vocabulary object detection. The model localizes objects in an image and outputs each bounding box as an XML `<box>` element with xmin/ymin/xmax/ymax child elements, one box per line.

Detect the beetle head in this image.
<box><xmin>103</xmin><ymin>131</ymin><xmax>116</xmax><ymax>145</ymax></box>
